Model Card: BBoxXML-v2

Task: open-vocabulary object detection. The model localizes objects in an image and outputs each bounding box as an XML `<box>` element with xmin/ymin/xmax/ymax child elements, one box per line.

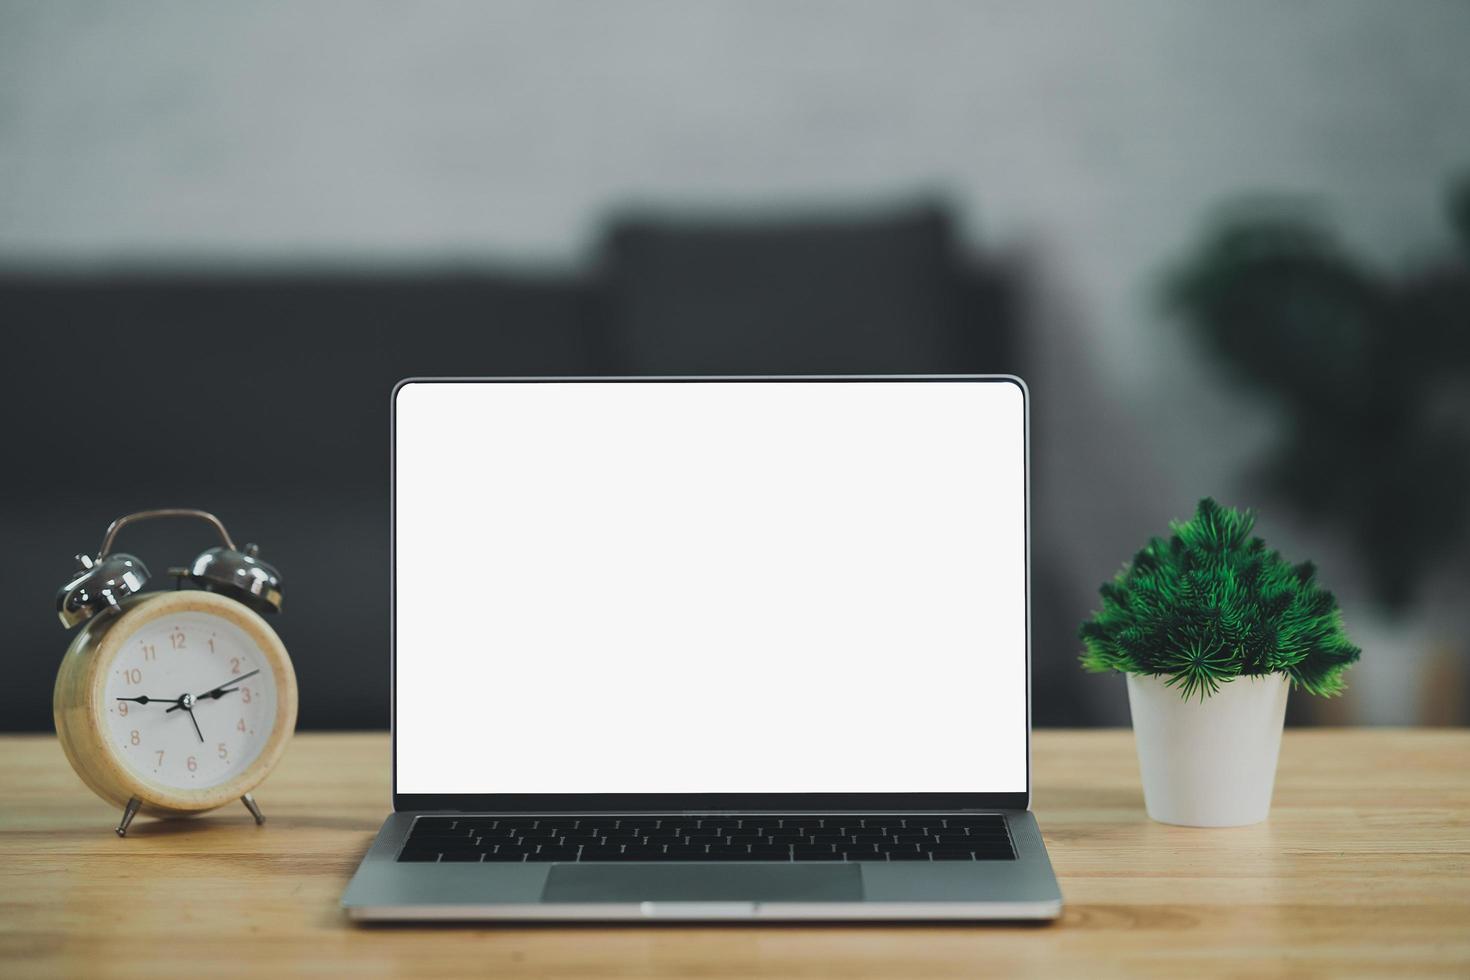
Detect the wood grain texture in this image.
<box><xmin>1</xmin><ymin>730</ymin><xmax>1466</xmax><ymax>979</ymax></box>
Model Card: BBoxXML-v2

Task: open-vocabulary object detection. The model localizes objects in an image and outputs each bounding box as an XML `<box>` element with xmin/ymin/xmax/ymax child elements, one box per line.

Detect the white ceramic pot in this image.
<box><xmin>1126</xmin><ymin>672</ymin><xmax>1290</xmax><ymax>827</ymax></box>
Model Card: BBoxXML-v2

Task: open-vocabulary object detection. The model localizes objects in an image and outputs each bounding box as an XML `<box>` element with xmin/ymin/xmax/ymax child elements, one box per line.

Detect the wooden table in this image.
<box><xmin>2</xmin><ymin>731</ymin><xmax>1466</xmax><ymax>978</ymax></box>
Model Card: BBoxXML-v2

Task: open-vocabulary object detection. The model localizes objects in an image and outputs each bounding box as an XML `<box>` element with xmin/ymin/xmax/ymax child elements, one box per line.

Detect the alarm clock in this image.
<box><xmin>53</xmin><ymin>509</ymin><xmax>298</xmax><ymax>837</ymax></box>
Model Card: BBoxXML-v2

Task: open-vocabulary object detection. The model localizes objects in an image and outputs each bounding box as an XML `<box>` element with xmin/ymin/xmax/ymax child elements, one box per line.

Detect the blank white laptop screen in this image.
<box><xmin>394</xmin><ymin>379</ymin><xmax>1028</xmax><ymax>795</ymax></box>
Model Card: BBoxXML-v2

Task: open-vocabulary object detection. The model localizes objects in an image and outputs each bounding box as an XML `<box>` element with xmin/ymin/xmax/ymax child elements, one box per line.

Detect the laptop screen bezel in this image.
<box><xmin>391</xmin><ymin>375</ymin><xmax>1031</xmax><ymax>813</ymax></box>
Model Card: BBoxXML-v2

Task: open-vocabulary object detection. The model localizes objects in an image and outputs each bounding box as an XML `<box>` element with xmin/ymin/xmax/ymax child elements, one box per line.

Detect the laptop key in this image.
<box><xmin>970</xmin><ymin>848</ymin><xmax>1018</xmax><ymax>860</ymax></box>
<box><xmin>930</xmin><ymin>850</ymin><xmax>978</xmax><ymax>861</ymax></box>
<box><xmin>438</xmin><ymin>849</ymin><xmax>485</xmax><ymax>862</ymax></box>
<box><xmin>473</xmin><ymin>827</ymin><xmax>518</xmax><ymax>842</ymax></box>
<box><xmin>618</xmin><ymin>819</ymin><xmax>662</xmax><ymax>831</ymax></box>
<box><xmin>944</xmin><ymin>817</ymin><xmax>1008</xmax><ymax>829</ymax></box>
<box><xmin>578</xmin><ymin>847</ymin><xmax>626</xmax><ymax>861</ymax></box>
<box><xmin>684</xmin><ymin>828</ymin><xmax>723</xmax><ymax>839</ymax></box>
<box><xmin>532</xmin><ymin>847</ymin><xmax>581</xmax><ymax>862</ymax></box>
<box><xmin>410</xmin><ymin>824</ymin><xmax>476</xmax><ymax>836</ymax></box>
<box><xmin>398</xmin><ymin>849</ymin><xmax>442</xmax><ymax>862</ymax></box>
<box><xmin>602</xmin><ymin>829</ymin><xmax>641</xmax><ymax>841</ymax></box>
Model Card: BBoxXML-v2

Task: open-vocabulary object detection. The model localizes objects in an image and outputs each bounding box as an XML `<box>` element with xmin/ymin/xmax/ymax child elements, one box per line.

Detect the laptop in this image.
<box><xmin>343</xmin><ymin>375</ymin><xmax>1062</xmax><ymax>921</ymax></box>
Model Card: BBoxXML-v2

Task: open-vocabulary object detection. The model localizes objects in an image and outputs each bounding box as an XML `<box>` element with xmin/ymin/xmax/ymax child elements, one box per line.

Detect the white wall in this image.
<box><xmin>4</xmin><ymin>1</ymin><xmax>1466</xmax><ymax>270</ymax></box>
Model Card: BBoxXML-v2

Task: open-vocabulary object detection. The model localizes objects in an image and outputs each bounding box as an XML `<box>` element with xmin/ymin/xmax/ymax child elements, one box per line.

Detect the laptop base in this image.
<box><xmin>343</xmin><ymin>810</ymin><xmax>1062</xmax><ymax>922</ymax></box>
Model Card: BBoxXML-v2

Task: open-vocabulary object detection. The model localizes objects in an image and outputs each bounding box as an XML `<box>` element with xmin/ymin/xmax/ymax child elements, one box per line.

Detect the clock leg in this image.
<box><xmin>241</xmin><ymin>793</ymin><xmax>266</xmax><ymax>825</ymax></box>
<box><xmin>115</xmin><ymin>797</ymin><xmax>142</xmax><ymax>838</ymax></box>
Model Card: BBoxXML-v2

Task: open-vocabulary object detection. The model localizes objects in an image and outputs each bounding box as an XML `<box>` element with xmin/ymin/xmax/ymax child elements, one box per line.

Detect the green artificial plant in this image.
<box><xmin>1079</xmin><ymin>499</ymin><xmax>1360</xmax><ymax>700</ymax></box>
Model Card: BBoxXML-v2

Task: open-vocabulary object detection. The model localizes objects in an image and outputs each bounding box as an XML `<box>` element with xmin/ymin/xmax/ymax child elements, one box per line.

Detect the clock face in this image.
<box><xmin>102</xmin><ymin>610</ymin><xmax>279</xmax><ymax>791</ymax></box>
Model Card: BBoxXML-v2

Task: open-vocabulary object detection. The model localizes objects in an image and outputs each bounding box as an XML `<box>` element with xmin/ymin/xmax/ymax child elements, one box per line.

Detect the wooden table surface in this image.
<box><xmin>2</xmin><ymin>730</ymin><xmax>1466</xmax><ymax>979</ymax></box>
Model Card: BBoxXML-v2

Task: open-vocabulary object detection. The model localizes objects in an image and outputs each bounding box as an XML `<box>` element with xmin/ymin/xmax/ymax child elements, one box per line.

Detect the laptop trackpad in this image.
<box><xmin>542</xmin><ymin>864</ymin><xmax>862</xmax><ymax>903</ymax></box>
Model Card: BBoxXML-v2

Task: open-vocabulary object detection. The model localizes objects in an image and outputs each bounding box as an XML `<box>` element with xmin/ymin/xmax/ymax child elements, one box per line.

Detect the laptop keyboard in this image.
<box><xmin>398</xmin><ymin>814</ymin><xmax>1015</xmax><ymax>863</ymax></box>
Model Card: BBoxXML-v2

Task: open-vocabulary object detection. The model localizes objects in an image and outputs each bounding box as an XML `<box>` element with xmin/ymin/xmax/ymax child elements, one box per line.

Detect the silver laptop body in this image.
<box><xmin>344</xmin><ymin>375</ymin><xmax>1062</xmax><ymax>921</ymax></box>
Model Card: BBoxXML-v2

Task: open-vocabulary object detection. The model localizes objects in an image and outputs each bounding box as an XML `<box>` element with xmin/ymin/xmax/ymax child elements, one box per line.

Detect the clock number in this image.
<box><xmin>118</xmin><ymin>701</ymin><xmax>129</xmax><ymax>717</ymax></box>
<box><xmin>170</xmin><ymin>630</ymin><xmax>186</xmax><ymax>650</ymax></box>
<box><xmin>155</xmin><ymin>750</ymin><xmax>165</xmax><ymax>767</ymax></box>
<box><xmin>240</xmin><ymin>686</ymin><xmax>252</xmax><ymax>704</ymax></box>
<box><xmin>237</xmin><ymin>717</ymin><xmax>247</xmax><ymax>732</ymax></box>
<box><xmin>208</xmin><ymin>638</ymin><xmax>215</xmax><ymax>653</ymax></box>
<box><xmin>130</xmin><ymin>730</ymin><xmax>140</xmax><ymax>745</ymax></box>
<box><xmin>217</xmin><ymin>743</ymin><xmax>229</xmax><ymax>760</ymax></box>
<box><xmin>186</xmin><ymin>755</ymin><xmax>198</xmax><ymax>772</ymax></box>
<box><xmin>142</xmin><ymin>644</ymin><xmax>157</xmax><ymax>661</ymax></box>
<box><xmin>230</xmin><ymin>657</ymin><xmax>241</xmax><ymax>675</ymax></box>
<box><xmin>123</xmin><ymin>668</ymin><xmax>142</xmax><ymax>685</ymax></box>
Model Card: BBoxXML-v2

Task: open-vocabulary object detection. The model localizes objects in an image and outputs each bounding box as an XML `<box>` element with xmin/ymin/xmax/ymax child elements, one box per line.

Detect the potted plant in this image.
<box><xmin>1079</xmin><ymin>499</ymin><xmax>1360</xmax><ymax>826</ymax></box>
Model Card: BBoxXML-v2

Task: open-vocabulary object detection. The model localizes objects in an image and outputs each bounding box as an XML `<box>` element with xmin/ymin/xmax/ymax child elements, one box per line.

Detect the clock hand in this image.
<box><xmin>184</xmin><ymin>703</ymin><xmax>205</xmax><ymax>743</ymax></box>
<box><xmin>166</xmin><ymin>668</ymin><xmax>261</xmax><ymax>712</ymax></box>
<box><xmin>202</xmin><ymin>667</ymin><xmax>261</xmax><ymax>700</ymax></box>
<box><xmin>126</xmin><ymin>690</ymin><xmax>206</xmax><ymax>740</ymax></box>
<box><xmin>143</xmin><ymin>691</ymin><xmax>207</xmax><ymax>740</ymax></box>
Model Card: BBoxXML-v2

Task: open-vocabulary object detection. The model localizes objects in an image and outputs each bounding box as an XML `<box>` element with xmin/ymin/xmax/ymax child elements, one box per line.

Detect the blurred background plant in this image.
<box><xmin>1168</xmin><ymin>178</ymin><xmax>1470</xmax><ymax>611</ymax></box>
